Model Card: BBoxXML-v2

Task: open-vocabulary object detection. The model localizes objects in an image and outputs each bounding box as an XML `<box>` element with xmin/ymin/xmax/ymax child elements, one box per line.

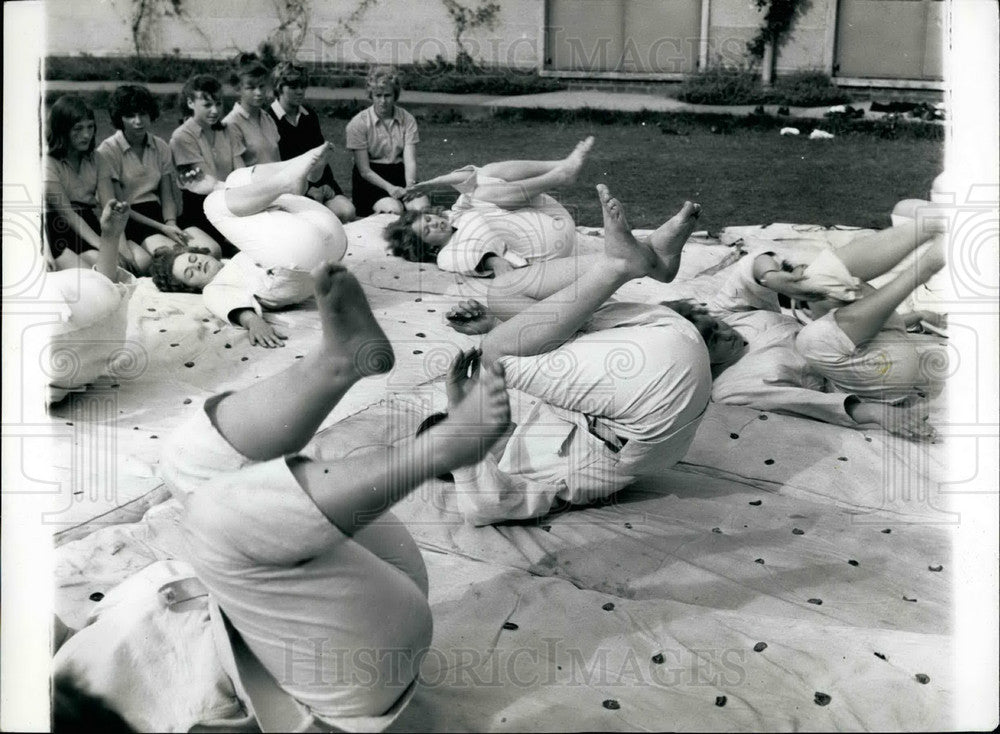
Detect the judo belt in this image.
<box><xmin>159</xmin><ymin>577</ymin><xmax>329</xmax><ymax>733</ymax></box>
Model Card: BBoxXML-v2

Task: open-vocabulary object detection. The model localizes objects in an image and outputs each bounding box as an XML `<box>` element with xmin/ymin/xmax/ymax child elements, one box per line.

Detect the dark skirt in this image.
<box><xmin>179</xmin><ymin>189</ymin><xmax>237</xmax><ymax>258</ymax></box>
<box><xmin>123</xmin><ymin>200</ymin><xmax>166</xmax><ymax>245</ymax></box>
<box><xmin>44</xmin><ymin>202</ymin><xmax>101</xmax><ymax>260</ymax></box>
<box><xmin>352</xmin><ymin>162</ymin><xmax>406</xmax><ymax>217</ymax></box>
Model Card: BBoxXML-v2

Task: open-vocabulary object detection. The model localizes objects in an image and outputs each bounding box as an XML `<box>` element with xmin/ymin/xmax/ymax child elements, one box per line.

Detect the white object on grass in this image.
<box><xmin>780</xmin><ymin>127</ymin><xmax>801</xmax><ymax>136</ymax></box>
<box><xmin>810</xmin><ymin>129</ymin><xmax>835</xmax><ymax>139</ymax></box>
<box><xmin>828</xmin><ymin>104</ymin><xmax>847</xmax><ymax>114</ymax></box>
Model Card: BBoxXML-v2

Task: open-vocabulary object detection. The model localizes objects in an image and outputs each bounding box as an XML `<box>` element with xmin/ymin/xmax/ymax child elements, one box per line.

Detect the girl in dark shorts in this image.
<box><xmin>44</xmin><ymin>95</ymin><xmax>103</xmax><ymax>270</ymax></box>
<box><xmin>97</xmin><ymin>84</ymin><xmax>221</xmax><ymax>273</ymax></box>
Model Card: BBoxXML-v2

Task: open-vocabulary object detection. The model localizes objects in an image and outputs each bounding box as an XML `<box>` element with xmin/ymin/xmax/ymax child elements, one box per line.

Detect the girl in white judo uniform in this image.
<box><xmin>437</xmin><ymin>183</ymin><xmax>745</xmax><ymax>525</ymax></box>
<box><xmin>383</xmin><ymin>138</ymin><xmax>595</xmax><ymax>277</ymax></box>
<box><xmin>154</xmin><ymin>260</ymin><xmax>511</xmax><ymax>728</ymax></box>
<box><xmin>149</xmin><ymin>143</ymin><xmax>348</xmax><ymax>348</ymax></box>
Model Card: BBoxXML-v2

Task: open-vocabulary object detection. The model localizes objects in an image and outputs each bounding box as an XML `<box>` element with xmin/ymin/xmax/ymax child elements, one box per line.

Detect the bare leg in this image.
<box><xmin>641</xmin><ymin>200</ymin><xmax>702</xmax><ymax>282</ymax></box>
<box><xmin>471</xmin><ymin>137</ymin><xmax>594</xmax><ymax>209</ymax></box>
<box><xmin>481</xmin><ymin>183</ymin><xmax>655</xmax><ymax>361</ymax></box>
<box><xmin>96</xmin><ymin>200</ymin><xmax>129</xmax><ymax>282</ymax></box>
<box><xmin>223</xmin><ymin>144</ymin><xmax>332</xmax><ymax>216</ymax></box>
<box><xmin>834</xmin><ymin>235</ymin><xmax>945</xmax><ymax>344</ymax></box>
<box><xmin>212</xmin><ymin>262</ymin><xmax>395</xmax><ymax>461</ymax></box>
<box><xmin>833</xmin><ymin>214</ymin><xmax>945</xmax><ymax>282</ymax></box>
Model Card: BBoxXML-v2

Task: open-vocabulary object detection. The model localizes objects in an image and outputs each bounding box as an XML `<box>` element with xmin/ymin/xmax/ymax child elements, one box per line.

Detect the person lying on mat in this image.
<box><xmin>425</xmin><ymin>183</ymin><xmax>733</xmax><ymax>525</ymax></box>
<box><xmin>383</xmin><ymin>137</ymin><xmax>595</xmax><ymax>277</ymax></box>
<box><xmin>150</xmin><ymin>144</ymin><xmax>348</xmax><ymax>348</ymax></box>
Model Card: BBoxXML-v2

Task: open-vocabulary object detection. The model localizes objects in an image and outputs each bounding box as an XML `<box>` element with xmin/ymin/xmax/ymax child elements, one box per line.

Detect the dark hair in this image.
<box><xmin>108</xmin><ymin>84</ymin><xmax>159</xmax><ymax>130</ymax></box>
<box><xmin>53</xmin><ymin>671</ymin><xmax>135</xmax><ymax>733</ymax></box>
<box><xmin>383</xmin><ymin>206</ymin><xmax>449</xmax><ymax>263</ymax></box>
<box><xmin>179</xmin><ymin>74</ymin><xmax>222</xmax><ymax>119</ymax></box>
<box><xmin>149</xmin><ymin>245</ymin><xmax>214</xmax><ymax>293</ymax></box>
<box><xmin>230</xmin><ymin>52</ymin><xmax>270</xmax><ymax>88</ymax></box>
<box><xmin>271</xmin><ymin>61</ymin><xmax>309</xmax><ymax>96</ymax></box>
<box><xmin>46</xmin><ymin>95</ymin><xmax>96</xmax><ymax>159</ymax></box>
<box><xmin>366</xmin><ymin>65</ymin><xmax>402</xmax><ymax>101</ymax></box>
<box><xmin>661</xmin><ymin>299</ymin><xmax>746</xmax><ymax>365</ymax></box>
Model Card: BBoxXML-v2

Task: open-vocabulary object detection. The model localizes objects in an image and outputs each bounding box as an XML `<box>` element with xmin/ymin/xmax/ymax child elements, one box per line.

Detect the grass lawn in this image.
<box><xmin>125</xmin><ymin>113</ymin><xmax>942</xmax><ymax>232</ymax></box>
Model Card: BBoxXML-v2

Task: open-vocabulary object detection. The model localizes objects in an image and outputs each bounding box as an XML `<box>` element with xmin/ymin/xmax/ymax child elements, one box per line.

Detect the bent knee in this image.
<box><xmin>372</xmin><ymin>196</ymin><xmax>404</xmax><ymax>215</ymax></box>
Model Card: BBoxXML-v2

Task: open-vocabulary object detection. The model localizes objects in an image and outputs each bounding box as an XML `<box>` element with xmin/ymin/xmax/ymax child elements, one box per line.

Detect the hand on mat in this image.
<box><xmin>242</xmin><ymin>313</ymin><xmax>288</xmax><ymax>349</ymax></box>
<box><xmin>445</xmin><ymin>300</ymin><xmax>498</xmax><ymax>336</ymax></box>
<box><xmin>852</xmin><ymin>400</ymin><xmax>937</xmax><ymax>442</ymax></box>
<box><xmin>161</xmin><ymin>224</ymin><xmax>191</xmax><ymax>246</ymax></box>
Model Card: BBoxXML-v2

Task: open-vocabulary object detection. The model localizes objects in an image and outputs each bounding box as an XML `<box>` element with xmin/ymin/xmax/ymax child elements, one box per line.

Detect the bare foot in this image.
<box><xmin>647</xmin><ymin>201</ymin><xmax>701</xmax><ymax>283</ymax></box>
<box><xmin>311</xmin><ymin>260</ymin><xmax>395</xmax><ymax>377</ymax></box>
<box><xmin>430</xmin><ymin>350</ymin><xmax>511</xmax><ymax>470</ymax></box>
<box><xmin>99</xmin><ymin>200</ymin><xmax>130</xmax><ymax>241</ymax></box>
<box><xmin>597</xmin><ymin>183</ymin><xmax>658</xmax><ymax>280</ymax></box>
<box><xmin>556</xmin><ymin>136</ymin><xmax>595</xmax><ymax>184</ymax></box>
<box><xmin>278</xmin><ymin>143</ymin><xmax>334</xmax><ymax>196</ymax></box>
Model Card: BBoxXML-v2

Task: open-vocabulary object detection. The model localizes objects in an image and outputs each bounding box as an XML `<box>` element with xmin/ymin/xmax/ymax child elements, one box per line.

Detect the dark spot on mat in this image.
<box><xmin>749</xmin><ymin>500</ymin><xmax>762</xmax><ymax>506</ymax></box>
<box><xmin>202</xmin><ymin>318</ymin><xmax>210</xmax><ymax>323</ymax></box>
<box><xmin>651</xmin><ymin>653</ymin><xmax>665</xmax><ymax>664</ymax></box>
<box><xmin>758</xmin><ymin>414</ymin><xmax>768</xmax><ymax>421</ymax></box>
<box><xmin>502</xmin><ymin>622</ymin><xmax>519</xmax><ymax>631</ymax></box>
<box><xmin>73</xmin><ymin>491</ymin><xmax>83</xmax><ymax>496</ymax></box>
<box><xmin>541</xmin><ymin>525</ymin><xmax>551</xmax><ymax>532</ymax></box>
<box><xmin>764</xmin><ymin>459</ymin><xmax>775</xmax><ymax>465</ymax></box>
<box><xmin>915</xmin><ymin>673</ymin><xmax>930</xmax><ymax>684</ymax></box>
<box><xmin>295</xmin><ymin>355</ymin><xmax>304</xmax><ymax>359</ymax></box>
<box><xmin>150</xmin><ymin>435</ymin><xmax>158</xmax><ymax>439</ymax></box>
<box><xmin>427</xmin><ymin>308</ymin><xmax>436</xmax><ymax>313</ymax></box>
<box><xmin>837</xmin><ymin>456</ymin><xmax>848</xmax><ymax>461</ymax></box>
<box><xmin>874</xmin><ymin>652</ymin><xmax>887</xmax><ymax>661</ymax></box>
<box><xmin>159</xmin><ymin>328</ymin><xmax>167</xmax><ymax>333</ymax></box>
<box><xmin>415</xmin><ymin>332</ymin><xmax>426</xmax><ymax>338</ymax></box>
<box><xmin>792</xmin><ymin>528</ymin><xmax>805</xmax><ymax>535</ymax></box>
<box><xmin>170</xmin><ymin>343</ymin><xmax>179</xmax><ymax>347</ymax></box>
<box><xmin>293</xmin><ymin>557</ymin><xmax>313</xmax><ymax>567</ymax></box>
<box><xmin>89</xmin><ymin>592</ymin><xmax>104</xmax><ymax>602</ymax></box>
<box><xmin>241</xmin><ymin>357</ymin><xmax>249</xmax><ymax>361</ymax></box>
<box><xmin>224</xmin><ymin>343</ymin><xmax>231</xmax><ymax>349</ymax></box>
<box><xmin>814</xmin><ymin>692</ymin><xmax>831</xmax><ymax>706</ymax></box>
<box><xmin>807</xmin><ymin>598</ymin><xmax>823</xmax><ymax>605</ymax></box>
<box><xmin>65</xmin><ymin>421</ymin><xmax>73</xmax><ymax>426</ymax></box>
<box><xmin>413</xmin><ymin>349</ymin><xmax>423</xmax><ymax>354</ymax></box>
<box><xmin>928</xmin><ymin>564</ymin><xmax>943</xmax><ymax>572</ymax></box>
<box><xmin>754</xmin><ymin>558</ymin><xmax>765</xmax><ymax>564</ymax></box>
<box><xmin>147</xmin><ymin>308</ymin><xmax>156</xmax><ymax>312</ymax></box>
<box><xmin>730</xmin><ymin>432</ymin><xmax>739</xmax><ymax>439</ymax></box>
<box><xmin>715</xmin><ymin>696</ymin><xmax>727</xmax><ymax>707</ymax></box>
<box><xmin>393</xmin><ymin>275</ymin><xmax>400</xmax><ymax>279</ymax></box>
<box><xmin>111</xmin><ymin>384</ymin><xmax>120</xmax><ymax>388</ymax></box>
<box><xmin>324</xmin><ymin>469</ymin><xmax>329</xmax><ymax>474</ymax></box>
<box><xmin>865</xmin><ymin>436</ymin><xmax>872</xmax><ymax>442</ymax></box>
<box><xmin>184</xmin><ymin>362</ymin><xmax>195</xmax><ymax>368</ymax></box>
<box><xmin>212</xmin><ymin>329</ymin><xmax>220</xmax><ymax>335</ymax></box>
<box><xmin>881</xmin><ymin>528</ymin><xmax>892</xmax><ymax>533</ymax></box>
<box><xmin>753</xmin><ymin>642</ymin><xmax>768</xmax><ymax>652</ymax></box>
<box><xmin>903</xmin><ymin>595</ymin><xmax>917</xmax><ymax>602</ymax></box>
<box><xmin>848</xmin><ymin>559</ymin><xmax>859</xmax><ymax>566</ymax></box>
<box><xmin>602</xmin><ymin>699</ymin><xmax>620</xmax><ymax>710</ymax></box>
<box><xmin>712</xmin><ymin>527</ymin><xmax>722</xmax><ymax>534</ymax></box>
<box><xmin>557</xmin><ymin>665</ymin><xmax>562</xmax><ymax>670</ymax></box>
<box><xmin>602</xmin><ymin>602</ymin><xmax>615</xmax><ymax>611</ymax></box>
<box><xmin>624</xmin><ymin>522</ymin><xmax>633</xmax><ymax>529</ymax></box>
<box><xmin>415</xmin><ymin>297</ymin><xmax>422</xmax><ymax>302</ymax></box>
<box><xmin>133</xmin><ymin>427</ymin><xmax>139</xmax><ymax>430</ymax></box>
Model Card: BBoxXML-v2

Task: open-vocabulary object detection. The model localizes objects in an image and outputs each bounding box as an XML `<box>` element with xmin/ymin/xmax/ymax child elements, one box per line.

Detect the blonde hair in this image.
<box><xmin>366</xmin><ymin>65</ymin><xmax>402</xmax><ymax>100</ymax></box>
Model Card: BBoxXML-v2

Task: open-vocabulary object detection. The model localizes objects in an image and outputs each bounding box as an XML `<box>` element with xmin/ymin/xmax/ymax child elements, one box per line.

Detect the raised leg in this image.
<box><xmin>223</xmin><ymin>143</ymin><xmax>332</xmax><ymax>217</ymax></box>
<box><xmin>834</xmin><ymin>235</ymin><xmax>945</xmax><ymax>344</ymax></box>
<box><xmin>833</xmin><ymin>211</ymin><xmax>946</xmax><ymax>282</ymax></box>
<box><xmin>481</xmin><ymin>183</ymin><xmax>656</xmax><ymax>361</ymax></box>
<box><xmin>471</xmin><ymin>137</ymin><xmax>594</xmax><ymax>209</ymax></box>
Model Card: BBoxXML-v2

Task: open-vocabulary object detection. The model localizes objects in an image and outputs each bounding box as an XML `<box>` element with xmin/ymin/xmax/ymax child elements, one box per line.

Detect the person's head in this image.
<box><xmin>272</xmin><ymin>61</ymin><xmax>309</xmax><ymax>110</ymax></box>
<box><xmin>46</xmin><ymin>95</ymin><xmax>96</xmax><ymax>159</ymax></box>
<box><xmin>366</xmin><ymin>65</ymin><xmax>402</xmax><ymax>117</ymax></box>
<box><xmin>383</xmin><ymin>207</ymin><xmax>452</xmax><ymax>262</ymax></box>
<box><xmin>231</xmin><ymin>53</ymin><xmax>271</xmax><ymax>110</ymax></box>
<box><xmin>108</xmin><ymin>84</ymin><xmax>159</xmax><ymax>140</ymax></box>
<box><xmin>662</xmin><ymin>299</ymin><xmax>747</xmax><ymax>367</ymax></box>
<box><xmin>149</xmin><ymin>245</ymin><xmax>223</xmax><ymax>293</ymax></box>
<box><xmin>180</xmin><ymin>74</ymin><xmax>223</xmax><ymax>127</ymax></box>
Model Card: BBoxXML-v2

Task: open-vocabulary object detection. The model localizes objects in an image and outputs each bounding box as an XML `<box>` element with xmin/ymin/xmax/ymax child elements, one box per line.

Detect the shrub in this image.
<box><xmin>770</xmin><ymin>71</ymin><xmax>849</xmax><ymax>106</ymax></box>
<box><xmin>674</xmin><ymin>67</ymin><xmax>764</xmax><ymax>105</ymax></box>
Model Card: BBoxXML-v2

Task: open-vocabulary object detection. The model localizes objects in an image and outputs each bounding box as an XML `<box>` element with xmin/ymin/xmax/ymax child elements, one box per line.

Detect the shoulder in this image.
<box><xmin>397</xmin><ymin>107</ymin><xmax>417</xmax><ymax>125</ymax></box>
<box><xmin>170</xmin><ymin>120</ymin><xmax>199</xmax><ymax>145</ymax></box>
